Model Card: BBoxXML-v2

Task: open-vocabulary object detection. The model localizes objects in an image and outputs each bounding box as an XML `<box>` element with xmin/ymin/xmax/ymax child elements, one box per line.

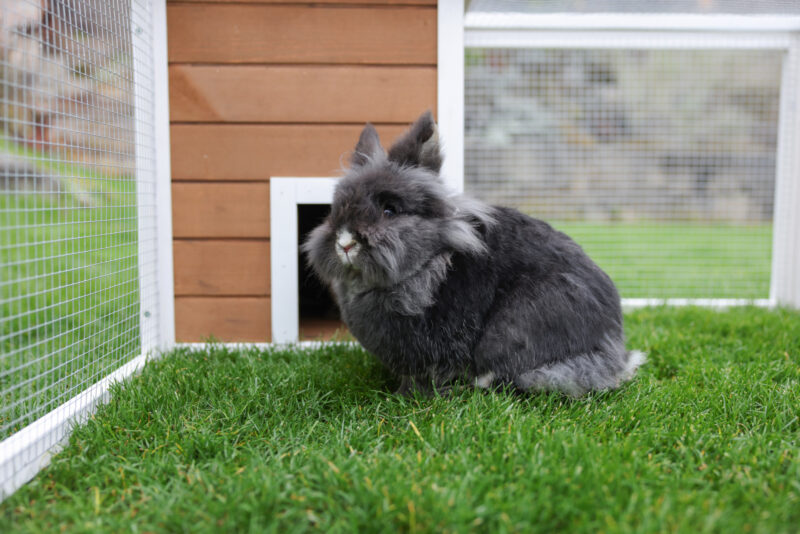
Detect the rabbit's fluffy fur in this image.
<box><xmin>303</xmin><ymin>111</ymin><xmax>645</xmax><ymax>396</ymax></box>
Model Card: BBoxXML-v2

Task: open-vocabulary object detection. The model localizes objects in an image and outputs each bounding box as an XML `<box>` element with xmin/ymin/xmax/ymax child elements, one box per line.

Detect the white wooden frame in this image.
<box><xmin>151</xmin><ymin>0</ymin><xmax>176</xmax><ymax>350</ymax></box>
<box><xmin>456</xmin><ymin>10</ymin><xmax>800</xmax><ymax>309</ymax></box>
<box><xmin>270</xmin><ymin>178</ymin><xmax>339</xmax><ymax>343</ymax></box>
<box><xmin>136</xmin><ymin>0</ymin><xmax>175</xmax><ymax>355</ymax></box>
<box><xmin>771</xmin><ymin>34</ymin><xmax>800</xmax><ymax>308</ymax></box>
<box><xmin>0</xmin><ymin>0</ymin><xmax>174</xmax><ymax>502</ymax></box>
<box><xmin>438</xmin><ymin>0</ymin><xmax>465</xmax><ymax>193</ymax></box>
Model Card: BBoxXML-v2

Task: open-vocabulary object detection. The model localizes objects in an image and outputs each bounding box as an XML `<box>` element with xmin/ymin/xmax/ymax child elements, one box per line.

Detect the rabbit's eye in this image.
<box><xmin>382</xmin><ymin>204</ymin><xmax>397</xmax><ymax>217</ymax></box>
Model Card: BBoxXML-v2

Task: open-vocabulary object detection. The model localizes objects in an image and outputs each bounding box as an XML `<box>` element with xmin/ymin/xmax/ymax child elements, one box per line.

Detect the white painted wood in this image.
<box><xmin>133</xmin><ymin>0</ymin><xmax>174</xmax><ymax>354</ymax></box>
<box><xmin>152</xmin><ymin>0</ymin><xmax>176</xmax><ymax>348</ymax></box>
<box><xmin>465</xmin><ymin>11</ymin><xmax>797</xmax><ymax>50</ymax></box>
<box><xmin>271</xmin><ymin>178</ymin><xmax>339</xmax><ymax>343</ymax></box>
<box><xmin>438</xmin><ymin>0</ymin><xmax>465</xmax><ymax>193</ymax></box>
<box><xmin>132</xmin><ymin>0</ymin><xmax>158</xmax><ymax>355</ymax></box>
<box><xmin>465</xmin><ymin>29</ymin><xmax>793</xmax><ymax>50</ymax></box>
<box><xmin>270</xmin><ymin>179</ymin><xmax>299</xmax><ymax>344</ymax></box>
<box><xmin>176</xmin><ymin>341</ymin><xmax>358</xmax><ymax>352</ymax></box>
<box><xmin>771</xmin><ymin>35</ymin><xmax>800</xmax><ymax>308</ymax></box>
<box><xmin>465</xmin><ymin>13</ymin><xmax>800</xmax><ymax>33</ymax></box>
<box><xmin>622</xmin><ymin>298</ymin><xmax>774</xmax><ymax>310</ymax></box>
<box><xmin>295</xmin><ymin>177</ymin><xmax>339</xmax><ymax>204</ymax></box>
<box><xmin>0</xmin><ymin>353</ymin><xmax>149</xmax><ymax>501</ymax></box>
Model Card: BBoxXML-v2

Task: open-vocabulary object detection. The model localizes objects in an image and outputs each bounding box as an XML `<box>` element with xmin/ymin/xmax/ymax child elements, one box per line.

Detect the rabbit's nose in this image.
<box><xmin>336</xmin><ymin>229</ymin><xmax>358</xmax><ymax>253</ymax></box>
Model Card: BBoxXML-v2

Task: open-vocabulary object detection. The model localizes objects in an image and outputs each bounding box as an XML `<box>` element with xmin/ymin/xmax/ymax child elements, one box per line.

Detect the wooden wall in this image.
<box><xmin>168</xmin><ymin>0</ymin><xmax>437</xmax><ymax>341</ymax></box>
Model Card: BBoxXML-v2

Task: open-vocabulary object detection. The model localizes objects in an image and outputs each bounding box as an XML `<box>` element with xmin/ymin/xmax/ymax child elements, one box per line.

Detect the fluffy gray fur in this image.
<box><xmin>303</xmin><ymin>111</ymin><xmax>645</xmax><ymax>396</ymax></box>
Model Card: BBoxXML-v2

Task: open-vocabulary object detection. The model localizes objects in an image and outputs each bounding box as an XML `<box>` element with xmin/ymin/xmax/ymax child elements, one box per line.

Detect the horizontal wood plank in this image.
<box><xmin>170</xmin><ymin>124</ymin><xmax>411</xmax><ymax>180</ymax></box>
<box><xmin>172</xmin><ymin>183</ymin><xmax>270</xmax><ymax>237</ymax></box>
<box><xmin>169</xmin><ymin>65</ymin><xmax>436</xmax><ymax>123</ymax></box>
<box><xmin>173</xmin><ymin>240</ymin><xmax>270</xmax><ymax>295</ymax></box>
<box><xmin>299</xmin><ymin>318</ymin><xmax>350</xmax><ymax>342</ymax></box>
<box><xmin>175</xmin><ymin>297</ymin><xmax>270</xmax><ymax>342</ymax></box>
<box><xmin>167</xmin><ymin>5</ymin><xmax>435</xmax><ymax>65</ymax></box>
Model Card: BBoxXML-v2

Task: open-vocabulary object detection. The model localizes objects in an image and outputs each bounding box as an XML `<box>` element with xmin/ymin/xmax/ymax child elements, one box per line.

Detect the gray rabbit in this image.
<box><xmin>303</xmin><ymin>112</ymin><xmax>645</xmax><ymax>396</ymax></box>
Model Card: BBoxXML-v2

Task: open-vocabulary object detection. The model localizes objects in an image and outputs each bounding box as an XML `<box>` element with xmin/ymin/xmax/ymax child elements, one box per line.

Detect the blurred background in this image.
<box><xmin>463</xmin><ymin>0</ymin><xmax>796</xmax><ymax>298</ymax></box>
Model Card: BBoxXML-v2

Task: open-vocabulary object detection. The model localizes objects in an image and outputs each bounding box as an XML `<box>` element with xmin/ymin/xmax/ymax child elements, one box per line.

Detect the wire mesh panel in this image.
<box><xmin>0</xmin><ymin>0</ymin><xmax>161</xmax><ymax>497</ymax></box>
<box><xmin>465</xmin><ymin>46</ymin><xmax>782</xmax><ymax>299</ymax></box>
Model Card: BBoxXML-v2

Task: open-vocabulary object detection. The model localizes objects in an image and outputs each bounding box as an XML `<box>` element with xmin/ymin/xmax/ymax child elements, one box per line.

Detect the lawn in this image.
<box><xmin>0</xmin><ymin>139</ymin><xmax>141</xmax><ymax>442</ymax></box>
<box><xmin>1</xmin><ymin>306</ymin><xmax>798</xmax><ymax>533</ymax></box>
<box><xmin>554</xmin><ymin>222</ymin><xmax>772</xmax><ymax>300</ymax></box>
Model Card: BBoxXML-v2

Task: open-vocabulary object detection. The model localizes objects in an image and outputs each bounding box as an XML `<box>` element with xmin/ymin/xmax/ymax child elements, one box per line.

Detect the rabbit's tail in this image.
<box><xmin>515</xmin><ymin>344</ymin><xmax>646</xmax><ymax>397</ymax></box>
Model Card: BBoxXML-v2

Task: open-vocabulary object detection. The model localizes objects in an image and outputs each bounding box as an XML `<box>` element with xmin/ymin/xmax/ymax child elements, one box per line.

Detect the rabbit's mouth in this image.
<box><xmin>335</xmin><ymin>228</ymin><xmax>361</xmax><ymax>267</ymax></box>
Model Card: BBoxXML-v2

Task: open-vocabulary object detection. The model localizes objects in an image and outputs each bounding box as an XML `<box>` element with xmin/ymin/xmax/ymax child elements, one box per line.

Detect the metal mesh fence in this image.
<box><xmin>0</xmin><ymin>0</ymin><xmax>159</xmax><ymax>496</ymax></box>
<box><xmin>465</xmin><ymin>46</ymin><xmax>781</xmax><ymax>299</ymax></box>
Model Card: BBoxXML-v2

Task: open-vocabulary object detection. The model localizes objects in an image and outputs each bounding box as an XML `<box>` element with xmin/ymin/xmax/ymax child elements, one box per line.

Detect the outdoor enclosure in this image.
<box><xmin>0</xmin><ymin>0</ymin><xmax>172</xmax><ymax>499</ymax></box>
<box><xmin>2</xmin><ymin>0</ymin><xmax>800</xmax><ymax>505</ymax></box>
<box><xmin>463</xmin><ymin>0</ymin><xmax>800</xmax><ymax>305</ymax></box>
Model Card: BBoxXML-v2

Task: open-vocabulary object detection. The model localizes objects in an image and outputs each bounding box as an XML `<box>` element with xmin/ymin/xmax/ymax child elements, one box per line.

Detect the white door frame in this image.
<box><xmin>270</xmin><ymin>178</ymin><xmax>339</xmax><ymax>343</ymax></box>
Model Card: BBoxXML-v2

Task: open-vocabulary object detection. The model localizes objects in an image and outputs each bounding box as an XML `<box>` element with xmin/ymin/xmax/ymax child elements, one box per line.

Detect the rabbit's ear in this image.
<box><xmin>387</xmin><ymin>111</ymin><xmax>443</xmax><ymax>173</ymax></box>
<box><xmin>351</xmin><ymin>123</ymin><xmax>385</xmax><ymax>167</ymax></box>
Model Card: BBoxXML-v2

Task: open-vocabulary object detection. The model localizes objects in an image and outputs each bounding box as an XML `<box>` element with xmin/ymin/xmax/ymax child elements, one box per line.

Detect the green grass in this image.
<box><xmin>554</xmin><ymin>222</ymin><xmax>772</xmax><ymax>299</ymax></box>
<box><xmin>2</xmin><ymin>307</ymin><xmax>798</xmax><ymax>533</ymax></box>
<box><xmin>0</xmin><ymin>140</ymin><xmax>141</xmax><ymax>441</ymax></box>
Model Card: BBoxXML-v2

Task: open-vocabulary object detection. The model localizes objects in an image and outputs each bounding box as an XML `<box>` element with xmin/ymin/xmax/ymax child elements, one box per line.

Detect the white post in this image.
<box><xmin>438</xmin><ymin>0</ymin><xmax>465</xmax><ymax>193</ymax></box>
<box><xmin>270</xmin><ymin>178</ymin><xmax>300</xmax><ymax>343</ymax></box>
<box><xmin>132</xmin><ymin>1</ymin><xmax>157</xmax><ymax>352</ymax></box>
<box><xmin>152</xmin><ymin>0</ymin><xmax>176</xmax><ymax>347</ymax></box>
<box><xmin>770</xmin><ymin>35</ymin><xmax>800</xmax><ymax>308</ymax></box>
<box><xmin>133</xmin><ymin>0</ymin><xmax>175</xmax><ymax>352</ymax></box>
